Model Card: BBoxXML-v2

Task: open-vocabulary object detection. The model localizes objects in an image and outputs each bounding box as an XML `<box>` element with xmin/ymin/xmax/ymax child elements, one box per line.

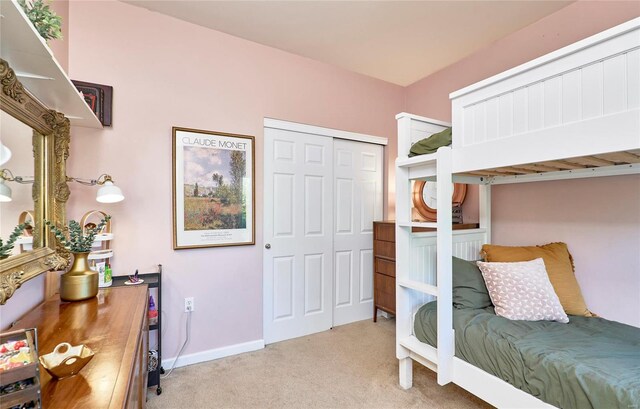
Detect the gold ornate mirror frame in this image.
<box><xmin>0</xmin><ymin>58</ymin><xmax>70</xmax><ymax>304</ymax></box>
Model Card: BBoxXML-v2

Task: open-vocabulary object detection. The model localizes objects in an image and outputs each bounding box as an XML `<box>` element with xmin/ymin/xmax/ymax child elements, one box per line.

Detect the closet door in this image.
<box><xmin>263</xmin><ymin>128</ymin><xmax>333</xmax><ymax>344</ymax></box>
<box><xmin>333</xmin><ymin>140</ymin><xmax>384</xmax><ymax>326</ymax></box>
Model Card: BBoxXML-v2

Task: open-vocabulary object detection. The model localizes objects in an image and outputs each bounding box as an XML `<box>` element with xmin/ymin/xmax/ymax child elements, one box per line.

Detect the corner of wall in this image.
<box><xmin>49</xmin><ymin>0</ymin><xmax>70</xmax><ymax>73</ymax></box>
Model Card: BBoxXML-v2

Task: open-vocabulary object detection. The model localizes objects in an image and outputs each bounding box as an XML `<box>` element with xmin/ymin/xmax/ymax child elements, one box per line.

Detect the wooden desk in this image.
<box><xmin>12</xmin><ymin>286</ymin><xmax>149</xmax><ymax>409</ymax></box>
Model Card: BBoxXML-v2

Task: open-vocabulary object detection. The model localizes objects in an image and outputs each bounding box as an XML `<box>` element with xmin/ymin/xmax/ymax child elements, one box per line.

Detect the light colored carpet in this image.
<box><xmin>147</xmin><ymin>317</ymin><xmax>492</xmax><ymax>409</ymax></box>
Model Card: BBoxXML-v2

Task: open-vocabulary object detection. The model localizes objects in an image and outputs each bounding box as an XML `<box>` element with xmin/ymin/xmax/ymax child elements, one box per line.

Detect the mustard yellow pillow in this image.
<box><xmin>480</xmin><ymin>242</ymin><xmax>593</xmax><ymax>317</ymax></box>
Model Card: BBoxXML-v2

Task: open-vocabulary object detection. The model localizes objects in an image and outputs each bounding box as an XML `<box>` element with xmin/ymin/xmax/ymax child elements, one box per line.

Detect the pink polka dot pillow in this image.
<box><xmin>476</xmin><ymin>258</ymin><xmax>569</xmax><ymax>323</ymax></box>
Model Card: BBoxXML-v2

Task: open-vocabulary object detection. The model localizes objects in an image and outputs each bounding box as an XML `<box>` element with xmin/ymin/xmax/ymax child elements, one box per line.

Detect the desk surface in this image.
<box><xmin>13</xmin><ymin>285</ymin><xmax>148</xmax><ymax>409</ymax></box>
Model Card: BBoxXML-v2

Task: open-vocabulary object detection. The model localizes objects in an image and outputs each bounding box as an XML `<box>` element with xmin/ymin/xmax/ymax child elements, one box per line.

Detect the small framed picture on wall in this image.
<box><xmin>172</xmin><ymin>127</ymin><xmax>255</xmax><ymax>249</ymax></box>
<box><xmin>71</xmin><ymin>80</ymin><xmax>113</xmax><ymax>126</ymax></box>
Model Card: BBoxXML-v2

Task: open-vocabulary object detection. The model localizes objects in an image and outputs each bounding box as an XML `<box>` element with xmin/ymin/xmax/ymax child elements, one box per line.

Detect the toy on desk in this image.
<box><xmin>148</xmin><ymin>295</ymin><xmax>158</xmax><ymax>325</ymax></box>
<box><xmin>124</xmin><ymin>269</ymin><xmax>144</xmax><ymax>285</ymax></box>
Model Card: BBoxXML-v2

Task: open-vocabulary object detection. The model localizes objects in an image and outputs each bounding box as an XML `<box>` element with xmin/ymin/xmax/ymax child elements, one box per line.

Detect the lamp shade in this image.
<box><xmin>0</xmin><ymin>180</ymin><xmax>12</xmax><ymax>202</ymax></box>
<box><xmin>0</xmin><ymin>142</ymin><xmax>11</xmax><ymax>166</ymax></box>
<box><xmin>96</xmin><ymin>181</ymin><xmax>124</xmax><ymax>203</ymax></box>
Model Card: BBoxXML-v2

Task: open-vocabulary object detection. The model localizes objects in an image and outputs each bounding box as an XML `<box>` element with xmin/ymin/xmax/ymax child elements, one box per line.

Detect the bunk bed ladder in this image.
<box><xmin>395</xmin><ymin>146</ymin><xmax>456</xmax><ymax>388</ymax></box>
<box><xmin>395</xmin><ymin>141</ymin><xmax>415</xmax><ymax>389</ymax></box>
<box><xmin>435</xmin><ymin>147</ymin><xmax>454</xmax><ymax>385</ymax></box>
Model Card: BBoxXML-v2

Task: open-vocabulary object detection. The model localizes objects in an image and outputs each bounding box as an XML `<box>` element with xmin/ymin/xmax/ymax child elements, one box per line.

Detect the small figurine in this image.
<box><xmin>124</xmin><ymin>269</ymin><xmax>144</xmax><ymax>285</ymax></box>
<box><xmin>128</xmin><ymin>269</ymin><xmax>140</xmax><ymax>283</ymax></box>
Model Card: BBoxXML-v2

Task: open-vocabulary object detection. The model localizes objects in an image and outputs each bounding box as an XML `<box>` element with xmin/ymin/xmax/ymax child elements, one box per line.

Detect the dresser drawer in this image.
<box><xmin>375</xmin><ymin>257</ymin><xmax>395</xmax><ymax>278</ymax></box>
<box><xmin>374</xmin><ymin>240</ymin><xmax>395</xmax><ymax>260</ymax></box>
<box><xmin>374</xmin><ymin>222</ymin><xmax>395</xmax><ymax>242</ymax></box>
<box><xmin>374</xmin><ymin>273</ymin><xmax>396</xmax><ymax>314</ymax></box>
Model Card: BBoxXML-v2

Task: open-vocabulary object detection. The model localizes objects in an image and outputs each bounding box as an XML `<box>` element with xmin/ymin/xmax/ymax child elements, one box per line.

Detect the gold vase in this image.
<box><xmin>60</xmin><ymin>252</ymin><xmax>98</xmax><ymax>302</ymax></box>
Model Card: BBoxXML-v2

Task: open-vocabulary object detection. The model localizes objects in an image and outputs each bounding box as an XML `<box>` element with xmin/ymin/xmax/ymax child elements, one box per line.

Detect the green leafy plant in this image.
<box><xmin>0</xmin><ymin>224</ymin><xmax>28</xmax><ymax>260</ymax></box>
<box><xmin>45</xmin><ymin>216</ymin><xmax>111</xmax><ymax>253</ymax></box>
<box><xmin>18</xmin><ymin>0</ymin><xmax>63</xmax><ymax>41</ymax></box>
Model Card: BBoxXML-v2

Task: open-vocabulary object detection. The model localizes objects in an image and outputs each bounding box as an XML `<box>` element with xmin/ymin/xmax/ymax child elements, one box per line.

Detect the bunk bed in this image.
<box><xmin>395</xmin><ymin>17</ymin><xmax>640</xmax><ymax>409</ymax></box>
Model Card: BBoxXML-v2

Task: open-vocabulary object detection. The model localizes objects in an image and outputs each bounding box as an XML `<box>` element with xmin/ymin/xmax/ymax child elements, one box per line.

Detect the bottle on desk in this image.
<box><xmin>99</xmin><ymin>263</ymin><xmax>113</xmax><ymax>288</ymax></box>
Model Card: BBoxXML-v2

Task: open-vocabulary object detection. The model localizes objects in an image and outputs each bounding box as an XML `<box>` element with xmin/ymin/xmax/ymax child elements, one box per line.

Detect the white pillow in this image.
<box><xmin>476</xmin><ymin>258</ymin><xmax>569</xmax><ymax>323</ymax></box>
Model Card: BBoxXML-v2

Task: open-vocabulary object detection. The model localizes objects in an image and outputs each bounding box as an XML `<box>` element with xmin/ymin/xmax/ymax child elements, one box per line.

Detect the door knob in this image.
<box><xmin>265</xmin><ymin>243</ymin><xmax>271</xmax><ymax>249</ymax></box>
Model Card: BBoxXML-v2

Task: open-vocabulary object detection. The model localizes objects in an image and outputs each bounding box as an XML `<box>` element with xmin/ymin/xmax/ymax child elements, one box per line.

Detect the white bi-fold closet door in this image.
<box><xmin>333</xmin><ymin>140</ymin><xmax>383</xmax><ymax>326</ymax></box>
<box><xmin>263</xmin><ymin>121</ymin><xmax>384</xmax><ymax>345</ymax></box>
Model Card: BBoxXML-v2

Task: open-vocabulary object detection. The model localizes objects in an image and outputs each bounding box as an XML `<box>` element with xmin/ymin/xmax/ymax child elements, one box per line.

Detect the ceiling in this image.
<box><xmin>124</xmin><ymin>0</ymin><xmax>572</xmax><ymax>86</ymax></box>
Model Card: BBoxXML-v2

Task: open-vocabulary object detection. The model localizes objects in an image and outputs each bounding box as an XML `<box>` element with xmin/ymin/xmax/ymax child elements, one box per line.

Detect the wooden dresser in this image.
<box><xmin>373</xmin><ymin>221</ymin><xmax>480</xmax><ymax>322</ymax></box>
<box><xmin>373</xmin><ymin>221</ymin><xmax>396</xmax><ymax>321</ymax></box>
<box><xmin>12</xmin><ymin>285</ymin><xmax>149</xmax><ymax>409</ymax></box>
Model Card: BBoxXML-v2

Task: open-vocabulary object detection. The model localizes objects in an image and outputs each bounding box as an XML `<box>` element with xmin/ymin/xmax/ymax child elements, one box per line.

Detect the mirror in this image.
<box><xmin>0</xmin><ymin>58</ymin><xmax>70</xmax><ymax>304</ymax></box>
<box><xmin>1</xmin><ymin>110</ymin><xmax>35</xmax><ymax>260</ymax></box>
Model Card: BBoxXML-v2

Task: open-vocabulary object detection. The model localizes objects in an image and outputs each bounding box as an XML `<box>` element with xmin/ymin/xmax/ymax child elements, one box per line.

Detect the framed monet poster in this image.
<box><xmin>172</xmin><ymin>127</ymin><xmax>255</xmax><ymax>249</ymax></box>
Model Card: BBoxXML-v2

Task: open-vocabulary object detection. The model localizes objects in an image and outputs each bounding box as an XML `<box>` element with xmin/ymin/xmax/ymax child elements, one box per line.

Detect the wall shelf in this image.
<box><xmin>0</xmin><ymin>0</ymin><xmax>102</xmax><ymax>128</ymax></box>
<box><xmin>15</xmin><ymin>236</ymin><xmax>33</xmax><ymax>245</ymax></box>
<box><xmin>16</xmin><ymin>236</ymin><xmax>33</xmax><ymax>252</ymax></box>
<box><xmin>91</xmin><ymin>233</ymin><xmax>114</xmax><ymax>246</ymax></box>
<box><xmin>88</xmin><ymin>250</ymin><xmax>113</xmax><ymax>260</ymax></box>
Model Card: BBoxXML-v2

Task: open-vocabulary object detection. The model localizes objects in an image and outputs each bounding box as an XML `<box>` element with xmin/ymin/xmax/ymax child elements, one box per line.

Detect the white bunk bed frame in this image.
<box><xmin>395</xmin><ymin>18</ymin><xmax>640</xmax><ymax>408</ymax></box>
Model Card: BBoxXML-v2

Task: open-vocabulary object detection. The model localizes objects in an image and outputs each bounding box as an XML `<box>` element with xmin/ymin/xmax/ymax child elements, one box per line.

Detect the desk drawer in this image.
<box><xmin>374</xmin><ymin>222</ymin><xmax>395</xmax><ymax>242</ymax></box>
<box><xmin>374</xmin><ymin>240</ymin><xmax>395</xmax><ymax>260</ymax></box>
<box><xmin>375</xmin><ymin>258</ymin><xmax>395</xmax><ymax>278</ymax></box>
<box><xmin>374</xmin><ymin>273</ymin><xmax>395</xmax><ymax>313</ymax></box>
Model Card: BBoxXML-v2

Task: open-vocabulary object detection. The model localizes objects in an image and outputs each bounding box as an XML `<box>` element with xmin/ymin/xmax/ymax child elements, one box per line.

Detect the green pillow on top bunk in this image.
<box><xmin>452</xmin><ymin>257</ymin><xmax>492</xmax><ymax>310</ymax></box>
<box><xmin>408</xmin><ymin>128</ymin><xmax>452</xmax><ymax>157</ymax></box>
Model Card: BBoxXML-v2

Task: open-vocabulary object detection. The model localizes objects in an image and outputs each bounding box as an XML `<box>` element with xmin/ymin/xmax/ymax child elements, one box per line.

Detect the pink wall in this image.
<box><xmin>405</xmin><ymin>1</ymin><xmax>640</xmax><ymax>120</ymax></box>
<box><xmin>492</xmin><ymin>176</ymin><xmax>640</xmax><ymax>326</ymax></box>
<box><xmin>405</xmin><ymin>1</ymin><xmax>640</xmax><ymax>326</ymax></box>
<box><xmin>48</xmin><ymin>0</ymin><xmax>69</xmax><ymax>73</ymax></box>
<box><xmin>64</xmin><ymin>0</ymin><xmax>403</xmax><ymax>359</ymax></box>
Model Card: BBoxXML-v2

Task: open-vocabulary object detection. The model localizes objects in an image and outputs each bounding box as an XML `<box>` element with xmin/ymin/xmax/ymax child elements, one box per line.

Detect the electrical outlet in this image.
<box><xmin>184</xmin><ymin>297</ymin><xmax>195</xmax><ymax>312</ymax></box>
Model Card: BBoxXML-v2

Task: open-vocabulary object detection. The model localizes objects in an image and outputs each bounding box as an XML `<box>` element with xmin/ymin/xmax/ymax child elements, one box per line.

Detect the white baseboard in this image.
<box><xmin>161</xmin><ymin>339</ymin><xmax>265</xmax><ymax>369</ymax></box>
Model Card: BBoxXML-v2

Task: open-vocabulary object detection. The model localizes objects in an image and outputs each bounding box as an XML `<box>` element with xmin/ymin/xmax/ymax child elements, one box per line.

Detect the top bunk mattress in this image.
<box><xmin>414</xmin><ymin>301</ymin><xmax>640</xmax><ymax>409</ymax></box>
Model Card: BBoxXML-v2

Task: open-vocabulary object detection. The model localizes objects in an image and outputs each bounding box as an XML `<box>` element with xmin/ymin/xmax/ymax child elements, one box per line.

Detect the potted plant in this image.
<box><xmin>18</xmin><ymin>0</ymin><xmax>63</xmax><ymax>42</ymax></box>
<box><xmin>0</xmin><ymin>224</ymin><xmax>28</xmax><ymax>260</ymax></box>
<box><xmin>45</xmin><ymin>215</ymin><xmax>111</xmax><ymax>301</ymax></box>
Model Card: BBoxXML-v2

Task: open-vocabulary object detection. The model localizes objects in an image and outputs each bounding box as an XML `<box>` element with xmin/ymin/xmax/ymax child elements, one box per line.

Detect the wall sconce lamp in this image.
<box><xmin>0</xmin><ymin>169</ymin><xmax>33</xmax><ymax>202</ymax></box>
<box><xmin>0</xmin><ymin>142</ymin><xmax>11</xmax><ymax>166</ymax></box>
<box><xmin>67</xmin><ymin>174</ymin><xmax>125</xmax><ymax>203</ymax></box>
<box><xmin>0</xmin><ymin>171</ymin><xmax>124</xmax><ymax>203</ymax></box>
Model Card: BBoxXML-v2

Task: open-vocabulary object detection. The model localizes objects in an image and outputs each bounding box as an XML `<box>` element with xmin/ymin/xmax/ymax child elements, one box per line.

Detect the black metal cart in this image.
<box><xmin>112</xmin><ymin>265</ymin><xmax>163</xmax><ymax>395</ymax></box>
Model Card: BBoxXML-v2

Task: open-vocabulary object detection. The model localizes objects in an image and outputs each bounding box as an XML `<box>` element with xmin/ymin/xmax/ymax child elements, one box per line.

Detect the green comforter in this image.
<box><xmin>414</xmin><ymin>302</ymin><xmax>640</xmax><ymax>409</ymax></box>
